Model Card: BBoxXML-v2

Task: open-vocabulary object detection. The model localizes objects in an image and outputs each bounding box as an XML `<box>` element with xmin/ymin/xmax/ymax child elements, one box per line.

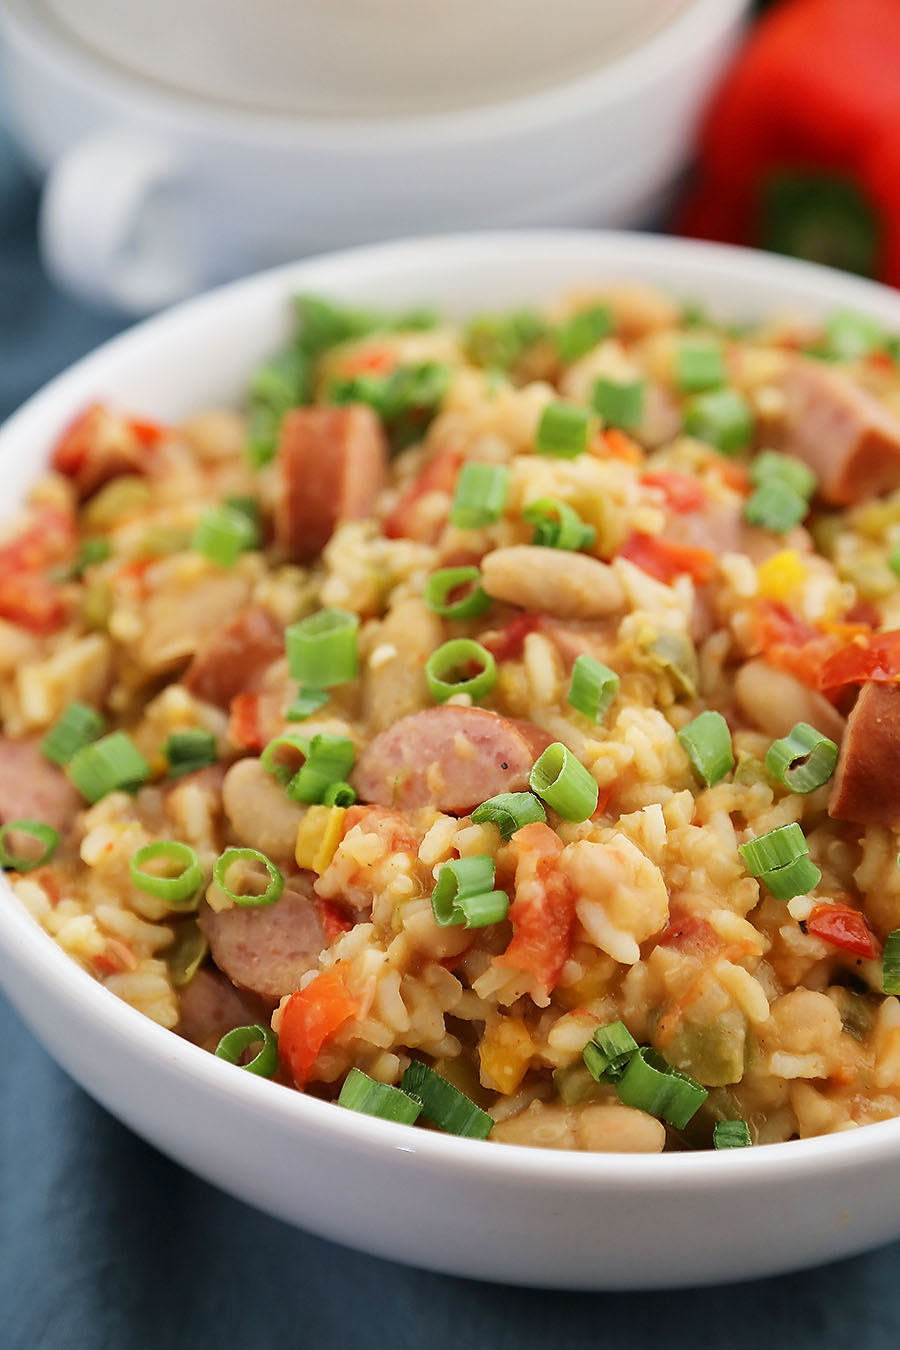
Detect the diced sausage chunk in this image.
<box><xmin>0</xmin><ymin>738</ymin><xmax>81</xmax><ymax>832</ymax></box>
<box><xmin>176</xmin><ymin>967</ymin><xmax>268</xmax><ymax>1051</ymax></box>
<box><xmin>829</xmin><ymin>681</ymin><xmax>900</xmax><ymax>827</ymax></box>
<box><xmin>274</xmin><ymin>404</ymin><xmax>388</xmax><ymax>560</ymax></box>
<box><xmin>183</xmin><ymin>605</ymin><xmax>283</xmax><ymax>707</ymax></box>
<box><xmin>352</xmin><ymin>706</ymin><xmax>552</xmax><ymax>813</ymax></box>
<box><xmin>197</xmin><ymin>879</ymin><xmax>327</xmax><ymax>1002</ymax></box>
<box><xmin>779</xmin><ymin>357</ymin><xmax>900</xmax><ymax>505</ymax></box>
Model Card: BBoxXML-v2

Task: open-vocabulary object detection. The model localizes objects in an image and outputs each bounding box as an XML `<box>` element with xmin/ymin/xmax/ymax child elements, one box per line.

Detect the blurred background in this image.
<box><xmin>5</xmin><ymin>0</ymin><xmax>900</xmax><ymax>1345</ymax></box>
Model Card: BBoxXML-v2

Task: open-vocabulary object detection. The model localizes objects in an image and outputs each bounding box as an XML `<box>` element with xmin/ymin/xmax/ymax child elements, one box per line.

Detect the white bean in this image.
<box><xmin>481</xmin><ymin>546</ymin><xmax>624</xmax><ymax>620</ymax></box>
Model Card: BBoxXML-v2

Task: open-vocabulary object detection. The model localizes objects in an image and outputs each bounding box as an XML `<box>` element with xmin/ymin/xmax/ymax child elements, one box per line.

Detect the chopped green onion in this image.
<box><xmin>761</xmin><ymin>853</ymin><xmax>822</xmax><ymax>900</ymax></box>
<box><xmin>450</xmin><ymin>462</ymin><xmax>510</xmax><ymax>529</ymax></box>
<box><xmin>338</xmin><ymin>1067</ymin><xmax>423</xmax><ymax>1123</ymax></box>
<box><xmin>883</xmin><ymin>929</ymin><xmax>900</xmax><ymax>994</ymax></box>
<box><xmin>215</xmin><ymin>1023</ymin><xmax>279</xmax><ymax>1078</ymax></box>
<box><xmin>535</xmin><ymin>402</ymin><xmax>592</xmax><ymax>458</ymax></box>
<box><xmin>165</xmin><ymin>920</ymin><xmax>208</xmax><ymax>987</ymax></box>
<box><xmin>285</xmin><ymin>608</ymin><xmax>359</xmax><ymax>687</ymax></box>
<box><xmin>400</xmin><ymin>1060</ymin><xmax>494</xmax><ymax>1138</ymax></box>
<box><xmin>471</xmin><ymin>791</ymin><xmax>546</xmax><ymax>840</ymax></box>
<box><xmin>739</xmin><ymin>822</ymin><xmax>809</xmax><ymax>876</ymax></box>
<box><xmin>423</xmin><ymin>566</ymin><xmax>492</xmax><ymax>620</ymax></box>
<box><xmin>582</xmin><ymin>1021</ymin><xmax>639</xmax><ymax>1083</ymax></box>
<box><xmin>164</xmin><ymin>727</ymin><xmax>218</xmax><ymax>780</ymax></box>
<box><xmin>743</xmin><ymin>479</ymin><xmax>809</xmax><ymax>533</ymax></box>
<box><xmin>129</xmin><ymin>840</ymin><xmax>203</xmax><ymax>908</ymax></box>
<box><xmin>824</xmin><ymin>309</ymin><xmax>886</xmax><ymax>361</ymax></box>
<box><xmin>67</xmin><ymin>731</ymin><xmax>150</xmax><ymax>803</ymax></box>
<box><xmin>750</xmin><ymin>450</ymin><xmax>817</xmax><ymax>500</ymax></box>
<box><xmin>329</xmin><ymin>361</ymin><xmax>450</xmax><ymax>449</ymax></box>
<box><xmin>223</xmin><ymin>496</ymin><xmax>261</xmax><ymax>529</ymax></box>
<box><xmin>246</xmin><ymin>344</ymin><xmax>311</xmax><ymax>468</ymax></box>
<box><xmin>554</xmin><ymin>305</ymin><xmax>612</xmax><ymax>364</ymax></box>
<box><xmin>615</xmin><ymin>1046</ymin><xmax>708</xmax><ymax>1129</ymax></box>
<box><xmin>286</xmin><ymin>734</ymin><xmax>355</xmax><ymax>804</ymax></box>
<box><xmin>425</xmin><ymin>639</ymin><xmax>497</xmax><ymax>704</ymax></box>
<box><xmin>765</xmin><ymin>723</ymin><xmax>838</xmax><ymax>793</ymax></box>
<box><xmin>213</xmin><ymin>847</ymin><xmax>284</xmax><ymax>908</ymax></box>
<box><xmin>322</xmin><ymin>780</ymin><xmax>356</xmax><ymax>807</ymax></box>
<box><xmin>713</xmin><ymin>1119</ymin><xmax>752</xmax><ymax>1149</ymax></box>
<box><xmin>676</xmin><ymin>338</ymin><xmax>726</xmax><ymax>392</ymax></box>
<box><xmin>592</xmin><ymin>376</ymin><xmax>645</xmax><ymax>430</ymax></box>
<box><xmin>529</xmin><ymin>742</ymin><xmax>599</xmax><ymax>821</ymax></box>
<box><xmin>286</xmin><ymin>687</ymin><xmax>330</xmax><ymax>722</ymax></box>
<box><xmin>677</xmin><ymin>710</ymin><xmax>734</xmax><ymax>787</ymax></box>
<box><xmin>430</xmin><ymin>855</ymin><xmax>509</xmax><ymax>928</ymax></box>
<box><xmin>567</xmin><ymin>655</ymin><xmax>619</xmax><ymax>724</ymax></box>
<box><xmin>56</xmin><ymin>536</ymin><xmax>113</xmax><ymax>580</ymax></box>
<box><xmin>192</xmin><ymin>504</ymin><xmax>258</xmax><ymax>568</ymax></box>
<box><xmin>522</xmin><ymin>497</ymin><xmax>595</xmax><ymax>551</ymax></box>
<box><xmin>463</xmin><ymin>309</ymin><xmax>548</xmax><ymax>370</ymax></box>
<box><xmin>683</xmin><ymin>389</ymin><xmax>754</xmax><ymax>455</ymax></box>
<box><xmin>261</xmin><ymin>732</ymin><xmax>310</xmax><ymax>786</ymax></box>
<box><xmin>41</xmin><ymin>701</ymin><xmax>107</xmax><ymax>766</ymax></box>
<box><xmin>0</xmin><ymin>820</ymin><xmax>59</xmax><ymax>872</ymax></box>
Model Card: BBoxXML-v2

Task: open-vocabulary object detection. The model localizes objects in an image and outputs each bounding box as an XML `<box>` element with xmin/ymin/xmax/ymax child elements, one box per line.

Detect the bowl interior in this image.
<box><xmin>5</xmin><ymin>230</ymin><xmax>900</xmax><ymax>1197</ymax></box>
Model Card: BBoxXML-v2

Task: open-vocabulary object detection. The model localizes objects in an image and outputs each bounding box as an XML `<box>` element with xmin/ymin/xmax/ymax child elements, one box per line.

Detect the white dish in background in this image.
<box><xmin>3</xmin><ymin>232</ymin><xmax>900</xmax><ymax>1290</ymax></box>
<box><xmin>0</xmin><ymin>0</ymin><xmax>749</xmax><ymax>313</ymax></box>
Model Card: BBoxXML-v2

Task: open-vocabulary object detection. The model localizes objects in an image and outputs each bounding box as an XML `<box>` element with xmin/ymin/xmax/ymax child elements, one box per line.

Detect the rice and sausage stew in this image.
<box><xmin>5</xmin><ymin>287</ymin><xmax>900</xmax><ymax>1152</ymax></box>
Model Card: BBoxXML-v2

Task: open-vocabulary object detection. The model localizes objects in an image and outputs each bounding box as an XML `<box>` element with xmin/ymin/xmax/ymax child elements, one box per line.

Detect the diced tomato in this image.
<box><xmin>818</xmin><ymin>630</ymin><xmax>900</xmax><ymax>692</ymax></box>
<box><xmin>127</xmin><ymin>417</ymin><xmax>167</xmax><ymax>447</ymax></box>
<box><xmin>481</xmin><ymin>612</ymin><xmax>542</xmax><ymax>663</ymax></box>
<box><xmin>806</xmin><ymin>904</ymin><xmax>879</xmax><ymax>960</ymax></box>
<box><xmin>659</xmin><ymin>906</ymin><xmax>720</xmax><ymax>958</ymax></box>
<box><xmin>717</xmin><ymin>461</ymin><xmax>751</xmax><ymax>495</ymax></box>
<box><xmin>0</xmin><ymin>569</ymin><xmax>67</xmax><ymax>633</ymax></box>
<box><xmin>228</xmin><ymin>692</ymin><xmax>264</xmax><ymax>752</ymax></box>
<box><xmin>751</xmin><ymin>600</ymin><xmax>850</xmax><ymax>689</ymax></box>
<box><xmin>592</xmin><ymin>782</ymin><xmax>616</xmax><ymax>819</ymax></box>
<box><xmin>51</xmin><ymin>404</ymin><xmax>105</xmax><ymax>476</ymax></box>
<box><xmin>333</xmin><ymin>345</ymin><xmax>396</xmax><ymax>378</ymax></box>
<box><xmin>495</xmin><ymin>822</ymin><xmax>575</xmax><ymax>998</ymax></box>
<box><xmin>341</xmin><ymin>804</ymin><xmax>418</xmax><ymax>854</ymax></box>
<box><xmin>383</xmin><ymin>448</ymin><xmax>464</xmax><ymax>541</ymax></box>
<box><xmin>845</xmin><ymin>598</ymin><xmax>882</xmax><ymax>628</ymax></box>
<box><xmin>278</xmin><ymin>965</ymin><xmax>359</xmax><ymax>1087</ymax></box>
<box><xmin>315</xmin><ymin>898</ymin><xmax>354</xmax><ymax>943</ymax></box>
<box><xmin>0</xmin><ymin>507</ymin><xmax>75</xmax><ymax>575</ymax></box>
<box><xmin>640</xmin><ymin>471</ymin><xmax>706</xmax><ymax>514</ymax></box>
<box><xmin>619</xmin><ymin>531</ymin><xmax>716</xmax><ymax>585</ymax></box>
<box><xmin>596</xmin><ymin>428</ymin><xmax>644</xmax><ymax>464</ymax></box>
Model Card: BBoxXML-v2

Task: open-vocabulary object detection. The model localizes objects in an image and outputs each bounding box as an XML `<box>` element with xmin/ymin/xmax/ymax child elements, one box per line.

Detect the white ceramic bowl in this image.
<box><xmin>0</xmin><ymin>0</ymin><xmax>749</xmax><ymax>313</ymax></box>
<box><xmin>4</xmin><ymin>232</ymin><xmax>900</xmax><ymax>1290</ymax></box>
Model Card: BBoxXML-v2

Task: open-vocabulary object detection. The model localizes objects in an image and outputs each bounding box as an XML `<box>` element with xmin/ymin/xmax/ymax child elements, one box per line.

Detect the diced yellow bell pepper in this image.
<box><xmin>479</xmin><ymin>1016</ymin><xmax>535</xmax><ymax>1095</ymax></box>
<box><xmin>295</xmin><ymin>805</ymin><xmax>346</xmax><ymax>875</ymax></box>
<box><xmin>756</xmin><ymin>548</ymin><xmax>807</xmax><ymax>600</ymax></box>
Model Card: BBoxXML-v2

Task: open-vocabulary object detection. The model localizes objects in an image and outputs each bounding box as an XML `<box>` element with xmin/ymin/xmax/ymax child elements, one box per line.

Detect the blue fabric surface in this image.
<box><xmin>2</xmin><ymin>109</ymin><xmax>900</xmax><ymax>1350</ymax></box>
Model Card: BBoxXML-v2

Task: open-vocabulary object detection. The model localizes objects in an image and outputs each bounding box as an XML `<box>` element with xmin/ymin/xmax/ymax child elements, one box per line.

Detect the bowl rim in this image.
<box><xmin>4</xmin><ymin>226</ymin><xmax>900</xmax><ymax>1189</ymax></box>
<box><xmin>1</xmin><ymin>0</ymin><xmax>749</xmax><ymax>148</ymax></box>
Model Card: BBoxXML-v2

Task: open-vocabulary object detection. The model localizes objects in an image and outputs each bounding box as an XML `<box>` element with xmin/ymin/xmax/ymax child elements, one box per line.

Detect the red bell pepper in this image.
<box><xmin>640</xmin><ymin>471</ymin><xmax>706</xmax><ymax>515</ymax></box>
<box><xmin>675</xmin><ymin>0</ymin><xmax>900</xmax><ymax>285</ymax></box>
<box><xmin>278</xmin><ymin>965</ymin><xmax>359</xmax><ymax>1087</ymax></box>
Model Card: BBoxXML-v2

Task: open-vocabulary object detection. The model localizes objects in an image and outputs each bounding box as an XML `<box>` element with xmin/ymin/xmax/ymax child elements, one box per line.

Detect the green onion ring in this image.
<box><xmin>213</xmin><ymin>847</ymin><xmax>284</xmax><ymax>908</ymax></box>
<box><xmin>215</xmin><ymin>1023</ymin><xmax>279</xmax><ymax>1078</ymax></box>
<box><xmin>0</xmin><ymin>820</ymin><xmax>60</xmax><ymax>873</ymax></box>
<box><xmin>129</xmin><ymin>841</ymin><xmax>203</xmax><ymax>908</ymax></box>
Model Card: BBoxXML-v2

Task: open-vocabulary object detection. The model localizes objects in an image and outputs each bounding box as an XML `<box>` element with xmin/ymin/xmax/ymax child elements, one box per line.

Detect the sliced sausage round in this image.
<box><xmin>352</xmin><ymin>706</ymin><xmax>553</xmax><ymax>813</ymax></box>
<box><xmin>274</xmin><ymin>404</ymin><xmax>388</xmax><ymax>560</ymax></box>
<box><xmin>176</xmin><ymin>966</ymin><xmax>269</xmax><ymax>1051</ymax></box>
<box><xmin>197</xmin><ymin>878</ymin><xmax>327</xmax><ymax>1002</ymax></box>
<box><xmin>829</xmin><ymin>681</ymin><xmax>900</xmax><ymax>828</ymax></box>
<box><xmin>0</xmin><ymin>738</ymin><xmax>81</xmax><ymax>832</ymax></box>
<box><xmin>778</xmin><ymin>357</ymin><xmax>900</xmax><ymax>505</ymax></box>
<box><xmin>183</xmin><ymin>605</ymin><xmax>283</xmax><ymax>708</ymax></box>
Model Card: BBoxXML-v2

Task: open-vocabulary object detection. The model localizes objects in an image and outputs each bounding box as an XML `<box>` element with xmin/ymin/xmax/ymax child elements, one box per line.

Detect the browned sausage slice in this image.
<box><xmin>779</xmin><ymin>357</ymin><xmax>900</xmax><ymax>505</ymax></box>
<box><xmin>352</xmin><ymin>706</ymin><xmax>553</xmax><ymax>813</ymax></box>
<box><xmin>274</xmin><ymin>404</ymin><xmax>388</xmax><ymax>560</ymax></box>
<box><xmin>829</xmin><ymin>681</ymin><xmax>900</xmax><ymax>827</ymax></box>
<box><xmin>176</xmin><ymin>967</ymin><xmax>270</xmax><ymax>1051</ymax></box>
<box><xmin>183</xmin><ymin>605</ymin><xmax>283</xmax><ymax>707</ymax></box>
<box><xmin>197</xmin><ymin>878</ymin><xmax>327</xmax><ymax>1002</ymax></box>
<box><xmin>0</xmin><ymin>738</ymin><xmax>81</xmax><ymax>832</ymax></box>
